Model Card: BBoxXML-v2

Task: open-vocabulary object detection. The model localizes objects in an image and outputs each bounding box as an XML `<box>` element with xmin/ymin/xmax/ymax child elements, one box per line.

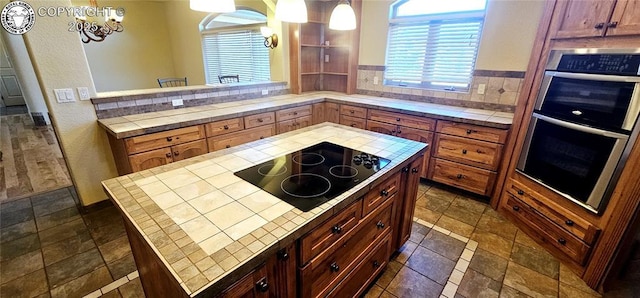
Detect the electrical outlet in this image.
<box><xmin>262</xmin><ymin>89</ymin><xmax>268</xmax><ymax>95</ymax></box>
<box><xmin>171</xmin><ymin>99</ymin><xmax>184</xmax><ymax>106</ymax></box>
<box><xmin>325</xmin><ymin>55</ymin><xmax>330</xmax><ymax>63</ymax></box>
<box><xmin>373</xmin><ymin>77</ymin><xmax>379</xmax><ymax>85</ymax></box>
<box><xmin>478</xmin><ymin>83</ymin><xmax>486</xmax><ymax>95</ymax></box>
<box><xmin>54</xmin><ymin>88</ymin><xmax>75</xmax><ymax>103</ymax></box>
<box><xmin>77</xmin><ymin>87</ymin><xmax>90</xmax><ymax>100</ymax></box>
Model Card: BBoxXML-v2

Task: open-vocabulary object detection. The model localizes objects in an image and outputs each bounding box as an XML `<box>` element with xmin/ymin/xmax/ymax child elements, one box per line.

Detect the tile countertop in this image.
<box><xmin>98</xmin><ymin>91</ymin><xmax>514</xmax><ymax>139</ymax></box>
<box><xmin>101</xmin><ymin>123</ymin><xmax>429</xmax><ymax>297</ymax></box>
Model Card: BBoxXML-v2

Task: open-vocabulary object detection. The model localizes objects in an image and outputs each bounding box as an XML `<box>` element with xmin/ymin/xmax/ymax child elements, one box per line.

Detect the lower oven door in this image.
<box><xmin>517</xmin><ymin>113</ymin><xmax>629</xmax><ymax>213</ymax></box>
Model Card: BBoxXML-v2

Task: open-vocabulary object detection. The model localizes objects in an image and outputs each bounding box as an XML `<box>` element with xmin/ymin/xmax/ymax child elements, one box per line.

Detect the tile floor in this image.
<box><xmin>0</xmin><ymin>182</ymin><xmax>632</xmax><ymax>297</ymax></box>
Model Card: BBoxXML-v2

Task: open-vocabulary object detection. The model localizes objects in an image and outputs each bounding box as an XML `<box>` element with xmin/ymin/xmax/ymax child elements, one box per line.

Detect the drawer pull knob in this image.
<box><xmin>258</xmin><ymin>118</ymin><xmax>264</xmax><ymax>122</ymax></box>
<box><xmin>402</xmin><ymin>167</ymin><xmax>410</xmax><ymax>173</ymax></box>
<box><xmin>380</xmin><ymin>190</ymin><xmax>389</xmax><ymax>196</ymax></box>
<box><xmin>331</xmin><ymin>225</ymin><xmax>342</xmax><ymax>234</ymax></box>
<box><xmin>373</xmin><ymin>261</ymin><xmax>380</xmax><ymax>268</ymax></box>
<box><xmin>462</xmin><ymin>149</ymin><xmax>467</xmax><ymax>154</ymax></box>
<box><xmin>330</xmin><ymin>262</ymin><xmax>340</xmax><ymax>272</ymax></box>
<box><xmin>256</xmin><ymin>279</ymin><xmax>269</xmax><ymax>293</ymax></box>
<box><xmin>466</xmin><ymin>129</ymin><xmax>472</xmax><ymax>134</ymax></box>
<box><xmin>260</xmin><ymin>136</ymin><xmax>264</xmax><ymax>139</ymax></box>
<box><xmin>294</xmin><ymin>112</ymin><xmax>298</xmax><ymax>115</ymax></box>
<box><xmin>565</xmin><ymin>220</ymin><xmax>574</xmax><ymax>226</ymax></box>
<box><xmin>225</xmin><ymin>145</ymin><xmax>230</xmax><ymax>148</ymax></box>
<box><xmin>223</xmin><ymin>125</ymin><xmax>229</xmax><ymax>130</ymax></box>
<box><xmin>165</xmin><ymin>153</ymin><xmax>172</xmax><ymax>158</ymax></box>
<box><xmin>396</xmin><ymin>118</ymin><xmax>400</xmax><ymax>121</ymax></box>
<box><xmin>376</xmin><ymin>221</ymin><xmax>385</xmax><ymax>229</ymax></box>
<box><xmin>397</xmin><ymin>130</ymin><xmax>402</xmax><ymax>134</ymax></box>
<box><xmin>351</xmin><ymin>124</ymin><xmax>356</xmax><ymax>127</ymax></box>
<box><xmin>512</xmin><ymin>205</ymin><xmax>520</xmax><ymax>211</ymax></box>
<box><xmin>166</xmin><ymin>137</ymin><xmax>173</xmax><ymax>142</ymax></box>
<box><xmin>456</xmin><ymin>174</ymin><xmax>463</xmax><ymax>179</ymax></box>
<box><xmin>391</xmin><ymin>130</ymin><xmax>396</xmax><ymax>134</ymax></box>
<box><xmin>174</xmin><ymin>151</ymin><xmax>179</xmax><ymax>156</ymax></box>
<box><xmin>350</xmin><ymin>110</ymin><xmax>355</xmax><ymax>114</ymax></box>
<box><xmin>277</xmin><ymin>249</ymin><xmax>289</xmax><ymax>261</ymax></box>
<box><xmin>517</xmin><ymin>190</ymin><xmax>524</xmax><ymax>195</ymax></box>
<box><xmin>477</xmin><ymin>149</ymin><xmax>484</xmax><ymax>154</ymax></box>
<box><xmin>594</xmin><ymin>22</ymin><xmax>605</xmax><ymax>29</ymax></box>
<box><xmin>608</xmin><ymin>21</ymin><xmax>618</xmax><ymax>28</ymax></box>
<box><xmin>412</xmin><ymin>168</ymin><xmax>419</xmax><ymax>173</ymax></box>
<box><xmin>558</xmin><ymin>238</ymin><xmax>567</xmax><ymax>245</ymax></box>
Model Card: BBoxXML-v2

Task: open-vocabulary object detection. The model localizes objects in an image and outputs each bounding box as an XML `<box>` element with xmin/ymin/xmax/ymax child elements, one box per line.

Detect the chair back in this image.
<box><xmin>218</xmin><ymin>75</ymin><xmax>239</xmax><ymax>84</ymax></box>
<box><xmin>157</xmin><ymin>77</ymin><xmax>187</xmax><ymax>88</ymax></box>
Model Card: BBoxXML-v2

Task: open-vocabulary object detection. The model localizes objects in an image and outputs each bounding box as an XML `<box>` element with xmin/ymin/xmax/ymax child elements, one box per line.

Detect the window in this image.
<box><xmin>384</xmin><ymin>0</ymin><xmax>486</xmax><ymax>91</ymax></box>
<box><xmin>200</xmin><ymin>10</ymin><xmax>271</xmax><ymax>84</ymax></box>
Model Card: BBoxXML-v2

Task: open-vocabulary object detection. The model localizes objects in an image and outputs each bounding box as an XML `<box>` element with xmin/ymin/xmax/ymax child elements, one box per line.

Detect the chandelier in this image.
<box><xmin>74</xmin><ymin>0</ymin><xmax>124</xmax><ymax>43</ymax></box>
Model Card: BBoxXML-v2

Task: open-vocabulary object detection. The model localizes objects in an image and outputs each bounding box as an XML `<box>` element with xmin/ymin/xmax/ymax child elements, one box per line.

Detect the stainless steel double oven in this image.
<box><xmin>517</xmin><ymin>49</ymin><xmax>640</xmax><ymax>214</ymax></box>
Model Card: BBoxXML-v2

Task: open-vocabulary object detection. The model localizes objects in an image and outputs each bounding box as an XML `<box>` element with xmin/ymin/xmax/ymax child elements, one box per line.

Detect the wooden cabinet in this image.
<box><xmin>394</xmin><ymin>157</ymin><xmax>423</xmax><ymax>250</ymax></box>
<box><xmin>553</xmin><ymin>0</ymin><xmax>640</xmax><ymax>39</ymax></box>
<box><xmin>363</xmin><ymin>173</ymin><xmax>400</xmax><ymax>216</ymax></box>
<box><xmin>205</xmin><ymin>118</ymin><xmax>244</xmax><ymax>137</ymax></box>
<box><xmin>429</xmin><ymin>121</ymin><xmax>507</xmax><ymax>197</ymax></box>
<box><xmin>109</xmin><ymin>125</ymin><xmax>208</xmax><ymax>174</ymax></box>
<box><xmin>339</xmin><ymin>104</ymin><xmax>368</xmax><ymax>129</ymax></box>
<box><xmin>289</xmin><ymin>0</ymin><xmax>361</xmax><ymax>94</ymax></box>
<box><xmin>221</xmin><ymin>265</ymin><xmax>269</xmax><ymax>298</ymax></box>
<box><xmin>266</xmin><ymin>243</ymin><xmax>296</xmax><ymax>298</ymax></box>
<box><xmin>313</xmin><ymin>102</ymin><xmax>341</xmax><ymax>124</ymax></box>
<box><xmin>276</xmin><ymin>105</ymin><xmax>313</xmax><ymax>134</ymax></box>
<box><xmin>208</xmin><ymin>125</ymin><xmax>276</xmax><ymax>151</ymax></box>
<box><xmin>244</xmin><ymin>112</ymin><xmax>275</xmax><ymax>129</ymax></box>
<box><xmin>366</xmin><ymin>109</ymin><xmax>435</xmax><ymax>179</ymax></box>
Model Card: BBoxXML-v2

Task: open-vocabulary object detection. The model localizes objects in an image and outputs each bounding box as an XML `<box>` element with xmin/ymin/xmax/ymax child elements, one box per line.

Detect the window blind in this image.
<box><xmin>202</xmin><ymin>30</ymin><xmax>270</xmax><ymax>84</ymax></box>
<box><xmin>385</xmin><ymin>18</ymin><xmax>483</xmax><ymax>90</ymax></box>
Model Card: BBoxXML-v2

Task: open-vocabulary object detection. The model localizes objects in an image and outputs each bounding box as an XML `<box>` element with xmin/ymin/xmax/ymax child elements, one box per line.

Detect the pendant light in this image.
<box><xmin>275</xmin><ymin>0</ymin><xmax>308</xmax><ymax>23</ymax></box>
<box><xmin>329</xmin><ymin>0</ymin><xmax>356</xmax><ymax>30</ymax></box>
<box><xmin>190</xmin><ymin>0</ymin><xmax>236</xmax><ymax>13</ymax></box>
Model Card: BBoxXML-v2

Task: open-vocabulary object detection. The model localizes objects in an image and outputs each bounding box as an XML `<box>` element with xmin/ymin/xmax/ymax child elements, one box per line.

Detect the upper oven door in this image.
<box><xmin>535</xmin><ymin>71</ymin><xmax>640</xmax><ymax>132</ymax></box>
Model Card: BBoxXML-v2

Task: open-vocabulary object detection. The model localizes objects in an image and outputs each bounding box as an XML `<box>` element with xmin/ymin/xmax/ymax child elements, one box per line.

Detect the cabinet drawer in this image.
<box><xmin>300</xmin><ymin>200</ymin><xmax>362</xmax><ymax>265</ymax></box>
<box><xmin>205</xmin><ymin>118</ymin><xmax>244</xmax><ymax>137</ymax></box>
<box><xmin>368</xmin><ymin>109</ymin><xmax>435</xmax><ymax>131</ymax></box>
<box><xmin>276</xmin><ymin>105</ymin><xmax>312</xmax><ymax>122</ymax></box>
<box><xmin>276</xmin><ymin>115</ymin><xmax>312</xmax><ymax>134</ymax></box>
<box><xmin>300</xmin><ymin>201</ymin><xmax>392</xmax><ymax>298</ymax></box>
<box><xmin>327</xmin><ymin>233</ymin><xmax>391</xmax><ymax>298</ymax></box>
<box><xmin>502</xmin><ymin>194</ymin><xmax>591</xmax><ymax>265</ymax></box>
<box><xmin>429</xmin><ymin>158</ymin><xmax>495</xmax><ymax>196</ymax></box>
<box><xmin>433</xmin><ymin>134</ymin><xmax>503</xmax><ymax>170</ymax></box>
<box><xmin>129</xmin><ymin>147</ymin><xmax>172</xmax><ymax>172</ymax></box>
<box><xmin>339</xmin><ymin>115</ymin><xmax>367</xmax><ymax>129</ymax></box>
<box><xmin>208</xmin><ymin>125</ymin><xmax>275</xmax><ymax>152</ymax></box>
<box><xmin>436</xmin><ymin>121</ymin><xmax>508</xmax><ymax>144</ymax></box>
<box><xmin>340</xmin><ymin>105</ymin><xmax>368</xmax><ymax>119</ymax></box>
<box><xmin>507</xmin><ymin>179</ymin><xmax>600</xmax><ymax>245</ymax></box>
<box><xmin>363</xmin><ymin>172</ymin><xmax>400</xmax><ymax>216</ymax></box>
<box><xmin>125</xmin><ymin>125</ymin><xmax>205</xmax><ymax>154</ymax></box>
<box><xmin>244</xmin><ymin>112</ymin><xmax>275</xmax><ymax>129</ymax></box>
<box><xmin>366</xmin><ymin>120</ymin><xmax>397</xmax><ymax>136</ymax></box>
<box><xmin>170</xmin><ymin>139</ymin><xmax>208</xmax><ymax>162</ymax></box>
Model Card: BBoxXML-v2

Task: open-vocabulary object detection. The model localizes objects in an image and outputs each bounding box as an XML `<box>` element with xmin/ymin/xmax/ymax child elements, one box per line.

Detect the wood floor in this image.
<box><xmin>0</xmin><ymin>114</ymin><xmax>71</xmax><ymax>203</ymax></box>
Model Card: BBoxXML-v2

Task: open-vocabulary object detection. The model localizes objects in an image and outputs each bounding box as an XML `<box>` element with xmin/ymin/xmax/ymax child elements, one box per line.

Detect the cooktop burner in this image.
<box><xmin>234</xmin><ymin>142</ymin><xmax>391</xmax><ymax>212</ymax></box>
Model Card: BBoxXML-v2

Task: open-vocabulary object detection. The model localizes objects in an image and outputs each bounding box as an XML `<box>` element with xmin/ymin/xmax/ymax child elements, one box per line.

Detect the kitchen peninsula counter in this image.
<box><xmin>102</xmin><ymin>123</ymin><xmax>428</xmax><ymax>297</ymax></box>
<box><xmin>98</xmin><ymin>91</ymin><xmax>513</xmax><ymax>139</ymax></box>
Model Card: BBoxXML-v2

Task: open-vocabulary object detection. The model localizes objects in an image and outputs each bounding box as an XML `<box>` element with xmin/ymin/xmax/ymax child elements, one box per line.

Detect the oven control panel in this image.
<box><xmin>557</xmin><ymin>54</ymin><xmax>640</xmax><ymax>76</ymax></box>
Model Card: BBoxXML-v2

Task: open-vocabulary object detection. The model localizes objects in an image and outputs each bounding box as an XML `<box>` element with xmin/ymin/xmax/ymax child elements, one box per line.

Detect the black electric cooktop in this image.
<box><xmin>234</xmin><ymin>142</ymin><xmax>391</xmax><ymax>212</ymax></box>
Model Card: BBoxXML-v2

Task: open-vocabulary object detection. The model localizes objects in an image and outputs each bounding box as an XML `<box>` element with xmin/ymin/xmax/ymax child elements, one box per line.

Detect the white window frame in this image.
<box><xmin>384</xmin><ymin>0</ymin><xmax>486</xmax><ymax>92</ymax></box>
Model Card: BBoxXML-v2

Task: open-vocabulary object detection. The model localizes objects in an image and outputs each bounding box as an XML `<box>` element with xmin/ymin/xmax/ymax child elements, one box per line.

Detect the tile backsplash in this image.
<box><xmin>357</xmin><ymin>66</ymin><xmax>525</xmax><ymax>112</ymax></box>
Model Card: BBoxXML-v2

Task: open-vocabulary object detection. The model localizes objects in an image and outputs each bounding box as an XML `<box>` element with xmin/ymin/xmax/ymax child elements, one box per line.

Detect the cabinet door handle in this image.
<box><xmin>380</xmin><ymin>189</ymin><xmax>389</xmax><ymax>196</ymax></box>
<box><xmin>411</xmin><ymin>168</ymin><xmax>419</xmax><ymax>173</ymax></box>
<box><xmin>396</xmin><ymin>118</ymin><xmax>400</xmax><ymax>121</ymax></box>
<box><xmin>477</xmin><ymin>149</ymin><xmax>484</xmax><ymax>154</ymax></box>
<box><xmin>595</xmin><ymin>22</ymin><xmax>605</xmax><ymax>29</ymax></box>
<box><xmin>397</xmin><ymin>130</ymin><xmax>402</xmax><ymax>134</ymax></box>
<box><xmin>517</xmin><ymin>190</ymin><xmax>524</xmax><ymax>195</ymax></box>
<box><xmin>373</xmin><ymin>261</ymin><xmax>380</xmax><ymax>268</ymax></box>
<box><xmin>258</xmin><ymin>118</ymin><xmax>264</xmax><ymax>122</ymax></box>
<box><xmin>376</xmin><ymin>221</ymin><xmax>385</xmax><ymax>229</ymax></box>
<box><xmin>565</xmin><ymin>220</ymin><xmax>574</xmax><ymax>226</ymax></box>
<box><xmin>351</xmin><ymin>123</ymin><xmax>356</xmax><ymax>127</ymax></box>
<box><xmin>331</xmin><ymin>225</ymin><xmax>342</xmax><ymax>234</ymax></box>
<box><xmin>260</xmin><ymin>136</ymin><xmax>264</xmax><ymax>139</ymax></box>
<box><xmin>462</xmin><ymin>149</ymin><xmax>467</xmax><ymax>154</ymax></box>
<box><xmin>277</xmin><ymin>249</ymin><xmax>289</xmax><ymax>261</ymax></box>
<box><xmin>456</xmin><ymin>174</ymin><xmax>464</xmax><ymax>179</ymax></box>
<box><xmin>166</xmin><ymin>136</ymin><xmax>173</xmax><ymax>142</ymax></box>
<box><xmin>225</xmin><ymin>145</ymin><xmax>230</xmax><ymax>148</ymax></box>
<box><xmin>512</xmin><ymin>205</ymin><xmax>520</xmax><ymax>211</ymax></box>
<box><xmin>173</xmin><ymin>151</ymin><xmax>179</xmax><ymax>156</ymax></box>
<box><xmin>558</xmin><ymin>238</ymin><xmax>567</xmax><ymax>245</ymax></box>
<box><xmin>330</xmin><ymin>262</ymin><xmax>340</xmax><ymax>272</ymax></box>
<box><xmin>350</xmin><ymin>110</ymin><xmax>355</xmax><ymax>114</ymax></box>
<box><xmin>223</xmin><ymin>125</ymin><xmax>229</xmax><ymax>130</ymax></box>
<box><xmin>293</xmin><ymin>111</ymin><xmax>298</xmax><ymax>115</ymax></box>
<box><xmin>255</xmin><ymin>279</ymin><xmax>269</xmax><ymax>293</ymax></box>
<box><xmin>402</xmin><ymin>167</ymin><xmax>409</xmax><ymax>173</ymax></box>
<box><xmin>608</xmin><ymin>21</ymin><xmax>618</xmax><ymax>28</ymax></box>
<box><xmin>165</xmin><ymin>152</ymin><xmax>172</xmax><ymax>158</ymax></box>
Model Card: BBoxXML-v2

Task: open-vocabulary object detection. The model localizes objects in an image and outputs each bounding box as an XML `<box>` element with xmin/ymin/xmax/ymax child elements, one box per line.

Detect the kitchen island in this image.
<box><xmin>102</xmin><ymin>123</ymin><xmax>428</xmax><ymax>297</ymax></box>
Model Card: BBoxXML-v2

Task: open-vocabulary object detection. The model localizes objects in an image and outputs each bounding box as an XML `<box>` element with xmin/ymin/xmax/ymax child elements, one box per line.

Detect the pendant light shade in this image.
<box><xmin>190</xmin><ymin>0</ymin><xmax>236</xmax><ymax>13</ymax></box>
<box><xmin>329</xmin><ymin>0</ymin><xmax>356</xmax><ymax>30</ymax></box>
<box><xmin>275</xmin><ymin>0</ymin><xmax>308</xmax><ymax>23</ymax></box>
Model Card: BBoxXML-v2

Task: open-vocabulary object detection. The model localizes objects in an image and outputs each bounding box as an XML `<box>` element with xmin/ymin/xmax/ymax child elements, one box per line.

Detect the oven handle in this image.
<box><xmin>533</xmin><ymin>113</ymin><xmax>630</xmax><ymax>140</ymax></box>
<box><xmin>546</xmin><ymin>71</ymin><xmax>640</xmax><ymax>83</ymax></box>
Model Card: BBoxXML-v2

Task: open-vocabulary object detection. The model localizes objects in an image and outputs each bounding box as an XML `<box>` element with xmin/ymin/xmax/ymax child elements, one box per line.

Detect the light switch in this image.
<box><xmin>65</xmin><ymin>89</ymin><xmax>76</xmax><ymax>102</ymax></box>
<box><xmin>54</xmin><ymin>88</ymin><xmax>75</xmax><ymax>103</ymax></box>
<box><xmin>262</xmin><ymin>89</ymin><xmax>268</xmax><ymax>95</ymax></box>
<box><xmin>373</xmin><ymin>77</ymin><xmax>379</xmax><ymax>85</ymax></box>
<box><xmin>171</xmin><ymin>99</ymin><xmax>184</xmax><ymax>106</ymax></box>
<box><xmin>325</xmin><ymin>55</ymin><xmax>330</xmax><ymax>63</ymax></box>
<box><xmin>478</xmin><ymin>84</ymin><xmax>486</xmax><ymax>95</ymax></box>
<box><xmin>77</xmin><ymin>87</ymin><xmax>91</xmax><ymax>100</ymax></box>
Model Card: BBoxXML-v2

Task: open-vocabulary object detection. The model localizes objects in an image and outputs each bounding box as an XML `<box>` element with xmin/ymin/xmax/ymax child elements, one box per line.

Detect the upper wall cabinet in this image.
<box><xmin>289</xmin><ymin>0</ymin><xmax>362</xmax><ymax>94</ymax></box>
<box><xmin>553</xmin><ymin>0</ymin><xmax>640</xmax><ymax>39</ymax></box>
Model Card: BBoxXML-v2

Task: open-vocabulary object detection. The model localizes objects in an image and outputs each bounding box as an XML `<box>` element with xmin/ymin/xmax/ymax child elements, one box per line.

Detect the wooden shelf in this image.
<box><xmin>322</xmin><ymin>72</ymin><xmax>348</xmax><ymax>76</ymax></box>
<box><xmin>301</xmin><ymin>72</ymin><xmax>322</xmax><ymax>75</ymax></box>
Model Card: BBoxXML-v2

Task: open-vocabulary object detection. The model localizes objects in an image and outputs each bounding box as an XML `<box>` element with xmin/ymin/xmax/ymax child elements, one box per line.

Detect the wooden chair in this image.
<box><xmin>218</xmin><ymin>75</ymin><xmax>239</xmax><ymax>84</ymax></box>
<box><xmin>157</xmin><ymin>77</ymin><xmax>187</xmax><ymax>88</ymax></box>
